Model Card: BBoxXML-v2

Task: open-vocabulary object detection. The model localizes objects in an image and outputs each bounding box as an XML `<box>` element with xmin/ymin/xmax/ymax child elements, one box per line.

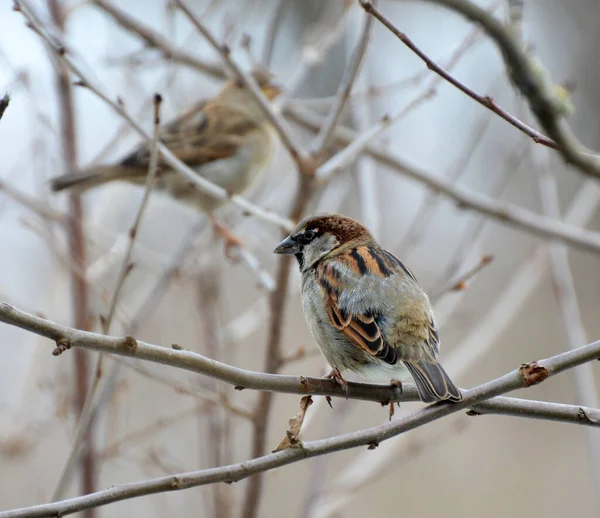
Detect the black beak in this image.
<box><xmin>274</xmin><ymin>235</ymin><xmax>299</xmax><ymax>255</ymax></box>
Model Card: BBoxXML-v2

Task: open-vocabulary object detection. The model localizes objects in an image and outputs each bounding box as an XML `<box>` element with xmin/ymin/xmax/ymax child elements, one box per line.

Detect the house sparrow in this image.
<box><xmin>50</xmin><ymin>70</ymin><xmax>282</xmax><ymax>246</ymax></box>
<box><xmin>274</xmin><ymin>213</ymin><xmax>462</xmax><ymax>405</ymax></box>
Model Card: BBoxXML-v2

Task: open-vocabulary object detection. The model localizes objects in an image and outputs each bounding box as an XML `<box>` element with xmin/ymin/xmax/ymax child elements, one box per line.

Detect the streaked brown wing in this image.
<box><xmin>119</xmin><ymin>102</ymin><xmax>259</xmax><ymax>169</ymax></box>
<box><xmin>317</xmin><ymin>248</ymin><xmax>400</xmax><ymax>365</ymax></box>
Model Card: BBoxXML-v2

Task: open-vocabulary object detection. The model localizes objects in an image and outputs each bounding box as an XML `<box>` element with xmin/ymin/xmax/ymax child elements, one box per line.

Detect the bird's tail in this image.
<box><xmin>405</xmin><ymin>359</ymin><xmax>462</xmax><ymax>403</ymax></box>
<box><xmin>50</xmin><ymin>165</ymin><xmax>140</xmax><ymax>193</ymax></box>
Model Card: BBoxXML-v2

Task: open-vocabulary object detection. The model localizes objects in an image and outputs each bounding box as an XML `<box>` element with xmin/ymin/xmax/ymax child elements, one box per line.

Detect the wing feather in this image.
<box><xmin>318</xmin><ymin>248</ymin><xmax>399</xmax><ymax>365</ymax></box>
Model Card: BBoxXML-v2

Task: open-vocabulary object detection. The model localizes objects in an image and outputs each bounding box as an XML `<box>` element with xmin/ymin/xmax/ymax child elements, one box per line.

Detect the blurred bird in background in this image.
<box><xmin>50</xmin><ymin>69</ymin><xmax>282</xmax><ymax>248</ymax></box>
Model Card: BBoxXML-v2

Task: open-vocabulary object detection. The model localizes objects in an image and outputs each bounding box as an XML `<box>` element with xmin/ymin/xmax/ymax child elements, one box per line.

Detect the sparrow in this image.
<box><xmin>274</xmin><ymin>213</ymin><xmax>462</xmax><ymax>405</ymax></box>
<box><xmin>50</xmin><ymin>69</ymin><xmax>282</xmax><ymax>247</ymax></box>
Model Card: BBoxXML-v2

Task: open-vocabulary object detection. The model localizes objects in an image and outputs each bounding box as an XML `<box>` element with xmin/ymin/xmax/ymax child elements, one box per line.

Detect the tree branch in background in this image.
<box><xmin>0</xmin><ymin>92</ymin><xmax>9</xmax><ymax>121</ymax></box>
<box><xmin>358</xmin><ymin>0</ymin><xmax>557</xmax><ymax>149</ymax></box>
<box><xmin>1</xmin><ymin>298</ymin><xmax>600</xmax><ymax>425</ymax></box>
<box><xmin>171</xmin><ymin>0</ymin><xmax>312</xmax><ymax>175</ymax></box>
<box><xmin>360</xmin><ymin>0</ymin><xmax>600</xmax><ymax>179</ymax></box>
<box><xmin>309</xmin><ymin>8</ymin><xmax>373</xmax><ymax>156</ymax></box>
<box><xmin>289</xmin><ymin>107</ymin><xmax>600</xmax><ymax>256</ymax></box>
<box><xmin>240</xmin><ymin>176</ymin><xmax>314</xmax><ymax>518</ymax></box>
<box><xmin>278</xmin><ymin>3</ymin><xmax>354</xmax><ymax>107</ymax></box>
<box><xmin>2</xmin><ymin>338</ymin><xmax>600</xmax><ymax>517</ymax></box>
<box><xmin>46</xmin><ymin>0</ymin><xmax>96</xmax><ymax>510</ymax></box>
<box><xmin>537</xmin><ymin>158</ymin><xmax>600</xmax><ymax>504</ymax></box>
<box><xmin>51</xmin><ymin>94</ymin><xmax>163</xmax><ymax>502</ymax></box>
<box><xmin>15</xmin><ymin>0</ymin><xmax>294</xmax><ymax>232</ymax></box>
<box><xmin>0</xmin><ymin>176</ymin><xmax>68</xmax><ymax>223</ymax></box>
<box><xmin>261</xmin><ymin>0</ymin><xmax>288</xmax><ymax>68</ymax></box>
<box><xmin>430</xmin><ymin>254</ymin><xmax>494</xmax><ymax>303</ymax></box>
<box><xmin>60</xmin><ymin>0</ymin><xmax>600</xmax><ymax>254</ymax></box>
<box><xmin>90</xmin><ymin>0</ymin><xmax>225</xmax><ymax>78</ymax></box>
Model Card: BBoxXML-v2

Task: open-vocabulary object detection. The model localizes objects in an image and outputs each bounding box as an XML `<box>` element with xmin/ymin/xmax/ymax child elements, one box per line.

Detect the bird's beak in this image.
<box><xmin>274</xmin><ymin>235</ymin><xmax>299</xmax><ymax>255</ymax></box>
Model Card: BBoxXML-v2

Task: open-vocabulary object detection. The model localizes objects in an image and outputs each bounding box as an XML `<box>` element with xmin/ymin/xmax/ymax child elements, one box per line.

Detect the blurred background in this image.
<box><xmin>1</xmin><ymin>0</ymin><xmax>600</xmax><ymax>516</ymax></box>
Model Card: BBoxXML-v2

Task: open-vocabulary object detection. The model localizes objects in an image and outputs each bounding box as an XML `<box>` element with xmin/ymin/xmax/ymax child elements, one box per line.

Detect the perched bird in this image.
<box><xmin>50</xmin><ymin>70</ymin><xmax>282</xmax><ymax>247</ymax></box>
<box><xmin>274</xmin><ymin>213</ymin><xmax>462</xmax><ymax>405</ymax></box>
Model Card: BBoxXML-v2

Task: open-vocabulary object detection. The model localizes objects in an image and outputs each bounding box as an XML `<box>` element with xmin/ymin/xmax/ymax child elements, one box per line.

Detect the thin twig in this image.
<box><xmin>315</xmin><ymin>174</ymin><xmax>600</xmax><ymax>518</ymax></box>
<box><xmin>0</xmin><ymin>177</ymin><xmax>67</xmax><ymax>223</ymax></box>
<box><xmin>126</xmin><ymin>218</ymin><xmax>206</xmax><ymax>335</ymax></box>
<box><xmin>261</xmin><ymin>0</ymin><xmax>288</xmax><ymax>68</ymax></box>
<box><xmin>430</xmin><ymin>255</ymin><xmax>494</xmax><ymax>303</ymax></box>
<box><xmin>309</xmin><ymin>8</ymin><xmax>373</xmax><ymax>157</ymax></box>
<box><xmin>50</xmin><ymin>95</ymin><xmax>163</xmax><ymax>501</ymax></box>
<box><xmin>103</xmin><ymin>94</ymin><xmax>162</xmax><ymax>332</ymax></box>
<box><xmin>14</xmin><ymin>1</ymin><xmax>294</xmax><ymax>231</ymax></box>
<box><xmin>90</xmin><ymin>0</ymin><xmax>224</xmax><ymax>78</ymax></box>
<box><xmin>45</xmin><ymin>0</ymin><xmax>95</xmax><ymax>507</ymax></box>
<box><xmin>399</xmin><ymin>106</ymin><xmax>495</xmax><ymax>253</ymax></box>
<box><xmin>279</xmin><ymin>4</ymin><xmax>354</xmax><ymax>107</ymax></box>
<box><xmin>2</xmin><ymin>340</ymin><xmax>600</xmax><ymax>517</ymax></box>
<box><xmin>241</xmin><ymin>175</ymin><xmax>314</xmax><ymax>518</ymax></box>
<box><xmin>289</xmin><ymin>107</ymin><xmax>600</xmax><ymax>255</ymax></box>
<box><xmin>537</xmin><ymin>157</ymin><xmax>600</xmax><ymax>506</ymax></box>
<box><xmin>171</xmin><ymin>0</ymin><xmax>310</xmax><ymax>172</ymax></box>
<box><xmin>358</xmin><ymin>0</ymin><xmax>557</xmax><ymax>149</ymax></box>
<box><xmin>361</xmin><ymin>0</ymin><xmax>600</xmax><ymax>178</ymax></box>
<box><xmin>314</xmin><ymin>25</ymin><xmax>481</xmax><ymax>183</ymax></box>
<box><xmin>0</xmin><ymin>92</ymin><xmax>10</xmax><ymax>121</ymax></box>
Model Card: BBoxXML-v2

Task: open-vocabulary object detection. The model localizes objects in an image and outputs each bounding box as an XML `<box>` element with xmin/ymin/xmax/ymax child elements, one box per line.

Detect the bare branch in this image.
<box><xmin>171</xmin><ymin>0</ymin><xmax>310</xmax><ymax>171</ymax></box>
<box><xmin>90</xmin><ymin>0</ymin><xmax>225</xmax><ymax>78</ymax></box>
<box><xmin>279</xmin><ymin>5</ymin><xmax>354</xmax><ymax>106</ymax></box>
<box><xmin>289</xmin><ymin>107</ymin><xmax>600</xmax><ymax>255</ymax></box>
<box><xmin>51</xmin><ymin>94</ymin><xmax>163</xmax><ymax>501</ymax></box>
<box><xmin>45</xmin><ymin>0</ymin><xmax>95</xmax><ymax>505</ymax></box>
<box><xmin>2</xmin><ymin>340</ymin><xmax>600</xmax><ymax>517</ymax></box>
<box><xmin>471</xmin><ymin>397</ymin><xmax>600</xmax><ymax>427</ymax></box>
<box><xmin>261</xmin><ymin>0</ymin><xmax>288</xmax><ymax>68</ymax></box>
<box><xmin>15</xmin><ymin>0</ymin><xmax>294</xmax><ymax>231</ymax></box>
<box><xmin>0</xmin><ymin>177</ymin><xmax>67</xmax><ymax>223</ymax></box>
<box><xmin>360</xmin><ymin>0</ymin><xmax>600</xmax><ymax>179</ymax></box>
<box><xmin>241</xmin><ymin>177</ymin><xmax>315</xmax><ymax>518</ymax></box>
<box><xmin>309</xmin><ymin>8</ymin><xmax>373</xmax><ymax>156</ymax></box>
<box><xmin>430</xmin><ymin>255</ymin><xmax>494</xmax><ymax>303</ymax></box>
<box><xmin>537</xmin><ymin>157</ymin><xmax>600</xmax><ymax>502</ymax></box>
<box><xmin>0</xmin><ymin>92</ymin><xmax>10</xmax><ymax>121</ymax></box>
<box><xmin>358</xmin><ymin>1</ymin><xmax>558</xmax><ymax>149</ymax></box>
<box><xmin>0</xmin><ymin>299</ymin><xmax>412</xmax><ymax>403</ymax></box>
<box><xmin>104</xmin><ymin>94</ymin><xmax>162</xmax><ymax>333</ymax></box>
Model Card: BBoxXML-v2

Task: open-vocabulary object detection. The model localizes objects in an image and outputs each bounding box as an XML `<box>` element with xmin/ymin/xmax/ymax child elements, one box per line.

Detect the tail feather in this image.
<box><xmin>50</xmin><ymin>165</ymin><xmax>143</xmax><ymax>193</ymax></box>
<box><xmin>405</xmin><ymin>360</ymin><xmax>462</xmax><ymax>403</ymax></box>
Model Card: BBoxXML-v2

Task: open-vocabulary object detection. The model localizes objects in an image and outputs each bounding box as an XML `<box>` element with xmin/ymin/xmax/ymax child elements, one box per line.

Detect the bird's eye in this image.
<box><xmin>302</xmin><ymin>230</ymin><xmax>316</xmax><ymax>242</ymax></box>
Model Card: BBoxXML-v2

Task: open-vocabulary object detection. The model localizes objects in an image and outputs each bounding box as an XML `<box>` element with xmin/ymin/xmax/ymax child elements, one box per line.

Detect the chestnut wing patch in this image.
<box><xmin>318</xmin><ymin>258</ymin><xmax>398</xmax><ymax>365</ymax></box>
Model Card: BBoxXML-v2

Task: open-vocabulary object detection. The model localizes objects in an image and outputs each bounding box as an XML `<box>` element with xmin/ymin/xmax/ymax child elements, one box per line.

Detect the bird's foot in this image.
<box><xmin>389</xmin><ymin>378</ymin><xmax>402</xmax><ymax>390</ymax></box>
<box><xmin>326</xmin><ymin>367</ymin><xmax>349</xmax><ymax>399</ymax></box>
<box><xmin>388</xmin><ymin>379</ymin><xmax>402</xmax><ymax>421</ymax></box>
<box><xmin>211</xmin><ymin>219</ymin><xmax>244</xmax><ymax>259</ymax></box>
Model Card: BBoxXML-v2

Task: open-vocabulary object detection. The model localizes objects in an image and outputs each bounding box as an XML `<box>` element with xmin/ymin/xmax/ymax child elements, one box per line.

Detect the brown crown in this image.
<box><xmin>300</xmin><ymin>214</ymin><xmax>373</xmax><ymax>244</ymax></box>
